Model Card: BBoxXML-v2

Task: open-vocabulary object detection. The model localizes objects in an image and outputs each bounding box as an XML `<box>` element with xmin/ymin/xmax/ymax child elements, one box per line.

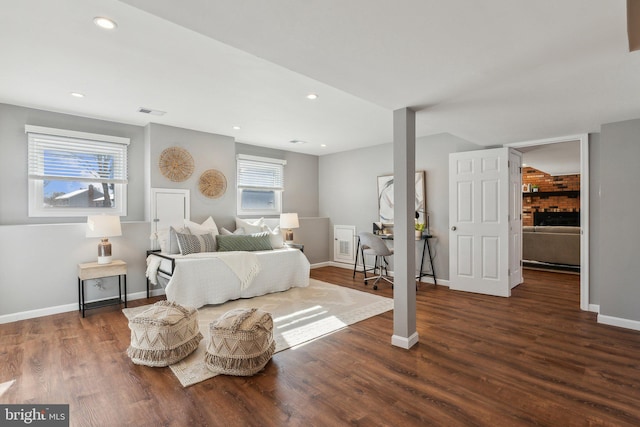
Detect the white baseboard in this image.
<box><xmin>588</xmin><ymin>304</ymin><xmax>600</xmax><ymax>314</ymax></box>
<box><xmin>0</xmin><ymin>289</ymin><xmax>165</xmax><ymax>324</ymax></box>
<box><xmin>597</xmin><ymin>314</ymin><xmax>640</xmax><ymax>332</ymax></box>
<box><xmin>391</xmin><ymin>332</ymin><xmax>419</xmax><ymax>349</ymax></box>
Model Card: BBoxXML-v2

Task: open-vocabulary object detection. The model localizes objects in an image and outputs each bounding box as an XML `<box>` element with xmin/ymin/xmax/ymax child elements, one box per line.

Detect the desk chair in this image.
<box><xmin>358</xmin><ymin>232</ymin><xmax>394</xmax><ymax>290</ymax></box>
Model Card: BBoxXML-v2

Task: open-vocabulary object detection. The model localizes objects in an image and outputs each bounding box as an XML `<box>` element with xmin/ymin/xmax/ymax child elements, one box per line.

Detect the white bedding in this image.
<box><xmin>146</xmin><ymin>248</ymin><xmax>310</xmax><ymax>308</ymax></box>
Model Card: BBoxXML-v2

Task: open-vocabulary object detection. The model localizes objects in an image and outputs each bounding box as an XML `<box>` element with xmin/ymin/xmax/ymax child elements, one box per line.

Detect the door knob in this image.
<box><xmin>451</xmin><ymin>226</ymin><xmax>457</xmax><ymax>231</ymax></box>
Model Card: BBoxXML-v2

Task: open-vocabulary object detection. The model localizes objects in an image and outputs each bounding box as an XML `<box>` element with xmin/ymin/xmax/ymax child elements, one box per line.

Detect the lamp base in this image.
<box><xmin>97</xmin><ymin>255</ymin><xmax>113</xmax><ymax>265</ymax></box>
<box><xmin>285</xmin><ymin>229</ymin><xmax>294</xmax><ymax>243</ymax></box>
<box><xmin>97</xmin><ymin>238</ymin><xmax>113</xmax><ymax>264</ymax></box>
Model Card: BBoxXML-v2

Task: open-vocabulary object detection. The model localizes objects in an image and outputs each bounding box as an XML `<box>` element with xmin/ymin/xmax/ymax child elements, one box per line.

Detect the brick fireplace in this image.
<box><xmin>522</xmin><ymin>167</ymin><xmax>580</xmax><ymax>227</ymax></box>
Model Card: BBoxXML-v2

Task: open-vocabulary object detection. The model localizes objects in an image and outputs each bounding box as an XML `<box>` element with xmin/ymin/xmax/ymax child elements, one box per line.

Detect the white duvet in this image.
<box><xmin>147</xmin><ymin>248</ymin><xmax>310</xmax><ymax>308</ymax></box>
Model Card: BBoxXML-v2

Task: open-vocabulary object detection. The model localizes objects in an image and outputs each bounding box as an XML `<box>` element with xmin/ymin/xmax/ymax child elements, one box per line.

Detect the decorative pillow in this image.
<box><xmin>185</xmin><ymin>216</ymin><xmax>219</xmax><ymax>236</ymax></box>
<box><xmin>264</xmin><ymin>224</ymin><xmax>284</xmax><ymax>249</ymax></box>
<box><xmin>235</xmin><ymin>217</ymin><xmax>265</xmax><ymax>234</ymax></box>
<box><xmin>176</xmin><ymin>231</ymin><xmax>217</xmax><ymax>255</ymax></box>
<box><xmin>158</xmin><ymin>226</ymin><xmax>189</xmax><ymax>254</ymax></box>
<box><xmin>216</xmin><ymin>232</ymin><xmax>273</xmax><ymax>252</ymax></box>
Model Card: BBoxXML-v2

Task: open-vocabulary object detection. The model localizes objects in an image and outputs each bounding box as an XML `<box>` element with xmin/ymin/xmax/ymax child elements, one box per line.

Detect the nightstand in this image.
<box><xmin>78</xmin><ymin>260</ymin><xmax>127</xmax><ymax>317</ymax></box>
<box><xmin>285</xmin><ymin>243</ymin><xmax>304</xmax><ymax>252</ymax></box>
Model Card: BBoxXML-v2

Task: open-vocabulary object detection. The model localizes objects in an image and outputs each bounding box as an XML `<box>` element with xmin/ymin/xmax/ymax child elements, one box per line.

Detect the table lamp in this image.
<box><xmin>86</xmin><ymin>215</ymin><xmax>122</xmax><ymax>264</ymax></box>
<box><xmin>279</xmin><ymin>213</ymin><xmax>299</xmax><ymax>243</ymax></box>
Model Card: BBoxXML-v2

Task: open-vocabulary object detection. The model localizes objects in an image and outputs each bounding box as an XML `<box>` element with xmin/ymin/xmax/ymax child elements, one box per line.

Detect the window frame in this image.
<box><xmin>236</xmin><ymin>154</ymin><xmax>286</xmax><ymax>216</ymax></box>
<box><xmin>26</xmin><ymin>125</ymin><xmax>129</xmax><ymax>218</ymax></box>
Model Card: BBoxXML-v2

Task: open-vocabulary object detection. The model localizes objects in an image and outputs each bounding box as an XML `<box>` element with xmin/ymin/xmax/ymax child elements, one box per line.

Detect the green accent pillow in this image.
<box><xmin>216</xmin><ymin>232</ymin><xmax>273</xmax><ymax>252</ymax></box>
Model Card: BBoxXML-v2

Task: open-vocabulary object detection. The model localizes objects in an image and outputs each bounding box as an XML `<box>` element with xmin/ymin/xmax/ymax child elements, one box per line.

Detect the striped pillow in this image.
<box><xmin>216</xmin><ymin>232</ymin><xmax>273</xmax><ymax>252</ymax></box>
<box><xmin>176</xmin><ymin>232</ymin><xmax>216</xmax><ymax>255</ymax></box>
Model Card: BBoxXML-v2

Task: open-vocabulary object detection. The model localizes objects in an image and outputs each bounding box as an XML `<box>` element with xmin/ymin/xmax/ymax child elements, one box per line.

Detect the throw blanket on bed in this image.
<box><xmin>146</xmin><ymin>251</ymin><xmax>261</xmax><ymax>290</ymax></box>
<box><xmin>146</xmin><ymin>255</ymin><xmax>162</xmax><ymax>286</ymax></box>
<box><xmin>185</xmin><ymin>252</ymin><xmax>260</xmax><ymax>290</ymax></box>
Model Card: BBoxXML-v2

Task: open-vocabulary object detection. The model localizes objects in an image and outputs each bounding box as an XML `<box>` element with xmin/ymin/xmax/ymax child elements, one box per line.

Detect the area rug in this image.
<box><xmin>122</xmin><ymin>279</ymin><xmax>393</xmax><ymax>387</ymax></box>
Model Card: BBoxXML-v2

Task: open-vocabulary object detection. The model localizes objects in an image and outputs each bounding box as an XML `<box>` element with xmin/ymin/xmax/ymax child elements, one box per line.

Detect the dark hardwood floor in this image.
<box><xmin>2</xmin><ymin>267</ymin><xmax>640</xmax><ymax>426</ymax></box>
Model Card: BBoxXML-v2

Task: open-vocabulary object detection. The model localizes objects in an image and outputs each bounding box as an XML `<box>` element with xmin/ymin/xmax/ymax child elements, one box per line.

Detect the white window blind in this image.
<box><xmin>28</xmin><ymin>132</ymin><xmax>128</xmax><ymax>184</ymax></box>
<box><xmin>237</xmin><ymin>155</ymin><xmax>285</xmax><ymax>190</ymax></box>
<box><xmin>25</xmin><ymin>125</ymin><xmax>129</xmax><ymax>217</ymax></box>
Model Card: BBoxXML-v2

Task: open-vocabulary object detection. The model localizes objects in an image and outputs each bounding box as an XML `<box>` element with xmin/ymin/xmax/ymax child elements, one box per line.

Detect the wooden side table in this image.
<box><xmin>78</xmin><ymin>260</ymin><xmax>127</xmax><ymax>317</ymax></box>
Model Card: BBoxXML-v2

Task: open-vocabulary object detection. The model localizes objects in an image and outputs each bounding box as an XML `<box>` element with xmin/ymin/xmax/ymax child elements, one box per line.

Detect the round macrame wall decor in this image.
<box><xmin>199</xmin><ymin>169</ymin><xmax>227</xmax><ymax>199</ymax></box>
<box><xmin>159</xmin><ymin>147</ymin><xmax>194</xmax><ymax>182</ymax></box>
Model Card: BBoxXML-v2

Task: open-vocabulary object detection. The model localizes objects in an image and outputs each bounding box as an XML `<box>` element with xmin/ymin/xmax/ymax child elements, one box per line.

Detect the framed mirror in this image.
<box><xmin>377</xmin><ymin>171</ymin><xmax>426</xmax><ymax>226</ymax></box>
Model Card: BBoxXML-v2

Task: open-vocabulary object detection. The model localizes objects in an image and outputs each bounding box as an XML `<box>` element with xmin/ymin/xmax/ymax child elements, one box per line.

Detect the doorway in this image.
<box><xmin>505</xmin><ymin>134</ymin><xmax>590</xmax><ymax>311</ymax></box>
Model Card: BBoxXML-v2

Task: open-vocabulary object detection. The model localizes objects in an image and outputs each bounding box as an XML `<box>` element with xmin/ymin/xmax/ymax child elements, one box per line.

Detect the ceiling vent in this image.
<box><xmin>289</xmin><ymin>140</ymin><xmax>307</xmax><ymax>145</ymax></box>
<box><xmin>138</xmin><ymin>107</ymin><xmax>166</xmax><ymax>116</ymax></box>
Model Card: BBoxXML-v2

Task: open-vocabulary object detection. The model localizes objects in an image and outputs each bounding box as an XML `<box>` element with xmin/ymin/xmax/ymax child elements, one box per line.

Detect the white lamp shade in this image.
<box><xmin>280</xmin><ymin>213</ymin><xmax>299</xmax><ymax>229</ymax></box>
<box><xmin>86</xmin><ymin>215</ymin><xmax>122</xmax><ymax>238</ymax></box>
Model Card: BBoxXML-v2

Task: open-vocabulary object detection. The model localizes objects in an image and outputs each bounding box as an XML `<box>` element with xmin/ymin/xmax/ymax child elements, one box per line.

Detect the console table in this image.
<box><xmin>353</xmin><ymin>234</ymin><xmax>436</xmax><ymax>286</ymax></box>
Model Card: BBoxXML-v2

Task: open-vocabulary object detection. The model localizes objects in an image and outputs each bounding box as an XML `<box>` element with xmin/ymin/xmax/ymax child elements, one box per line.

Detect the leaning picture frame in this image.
<box><xmin>377</xmin><ymin>171</ymin><xmax>427</xmax><ymax>226</ymax></box>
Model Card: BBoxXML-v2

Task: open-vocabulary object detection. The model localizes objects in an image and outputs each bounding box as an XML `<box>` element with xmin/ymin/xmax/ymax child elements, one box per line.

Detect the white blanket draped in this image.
<box><xmin>146</xmin><ymin>248</ymin><xmax>310</xmax><ymax>308</ymax></box>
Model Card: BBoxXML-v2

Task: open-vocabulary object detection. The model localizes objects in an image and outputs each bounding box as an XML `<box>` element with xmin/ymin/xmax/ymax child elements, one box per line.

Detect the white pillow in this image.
<box><xmin>220</xmin><ymin>227</ymin><xmax>245</xmax><ymax>235</ymax></box>
<box><xmin>264</xmin><ymin>224</ymin><xmax>284</xmax><ymax>249</ymax></box>
<box><xmin>235</xmin><ymin>217</ymin><xmax>265</xmax><ymax>234</ymax></box>
<box><xmin>185</xmin><ymin>216</ymin><xmax>219</xmax><ymax>236</ymax></box>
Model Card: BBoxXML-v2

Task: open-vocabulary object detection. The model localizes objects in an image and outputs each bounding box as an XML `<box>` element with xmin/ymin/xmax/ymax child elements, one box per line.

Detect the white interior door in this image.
<box><xmin>509</xmin><ymin>150</ymin><xmax>523</xmax><ymax>289</ymax></box>
<box><xmin>150</xmin><ymin>188</ymin><xmax>190</xmax><ymax>250</ymax></box>
<box><xmin>449</xmin><ymin>148</ymin><xmax>510</xmax><ymax>297</ymax></box>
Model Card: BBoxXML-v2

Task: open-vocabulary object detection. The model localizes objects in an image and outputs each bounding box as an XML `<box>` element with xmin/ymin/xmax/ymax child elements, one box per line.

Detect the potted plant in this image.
<box><xmin>531</xmin><ymin>184</ymin><xmax>539</xmax><ymax>192</ymax></box>
<box><xmin>415</xmin><ymin>222</ymin><xmax>426</xmax><ymax>239</ymax></box>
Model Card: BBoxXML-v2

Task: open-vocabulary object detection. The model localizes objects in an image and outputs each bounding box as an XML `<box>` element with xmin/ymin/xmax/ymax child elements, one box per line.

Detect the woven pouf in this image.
<box><xmin>127</xmin><ymin>300</ymin><xmax>203</xmax><ymax>367</ymax></box>
<box><xmin>205</xmin><ymin>308</ymin><xmax>275</xmax><ymax>376</ymax></box>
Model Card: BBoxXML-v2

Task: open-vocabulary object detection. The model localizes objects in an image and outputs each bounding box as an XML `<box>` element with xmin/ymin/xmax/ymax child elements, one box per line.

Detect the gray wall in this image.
<box><xmin>319</xmin><ymin>133</ymin><xmax>483</xmax><ymax>281</ymax></box>
<box><xmin>0</xmin><ymin>103</ymin><xmax>146</xmax><ymax>224</ymax></box>
<box><xmin>597</xmin><ymin>118</ymin><xmax>640</xmax><ymax>322</ymax></box>
<box><xmin>148</xmin><ymin>123</ymin><xmax>237</xmax><ymax>230</ymax></box>
<box><xmin>0</xmin><ymin>104</ymin><xmax>325</xmax><ymax>320</ymax></box>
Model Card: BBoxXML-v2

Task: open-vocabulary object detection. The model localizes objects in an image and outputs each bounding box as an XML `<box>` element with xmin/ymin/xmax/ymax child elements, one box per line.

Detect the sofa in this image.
<box><xmin>522</xmin><ymin>226</ymin><xmax>580</xmax><ymax>266</ymax></box>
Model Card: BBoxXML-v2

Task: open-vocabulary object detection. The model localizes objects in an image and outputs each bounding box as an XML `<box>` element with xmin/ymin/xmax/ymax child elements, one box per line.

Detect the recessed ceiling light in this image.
<box><xmin>70</xmin><ymin>92</ymin><xmax>85</xmax><ymax>98</ymax></box>
<box><xmin>232</xmin><ymin>126</ymin><xmax>241</xmax><ymax>130</ymax></box>
<box><xmin>306</xmin><ymin>93</ymin><xmax>318</xmax><ymax>100</ymax></box>
<box><xmin>289</xmin><ymin>140</ymin><xmax>307</xmax><ymax>145</ymax></box>
<box><xmin>93</xmin><ymin>17</ymin><xmax>117</xmax><ymax>30</ymax></box>
<box><xmin>320</xmin><ymin>144</ymin><xmax>327</xmax><ymax>148</ymax></box>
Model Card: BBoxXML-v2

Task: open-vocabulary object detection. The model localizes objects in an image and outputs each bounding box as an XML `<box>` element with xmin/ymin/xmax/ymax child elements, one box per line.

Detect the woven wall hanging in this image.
<box><xmin>159</xmin><ymin>147</ymin><xmax>194</xmax><ymax>182</ymax></box>
<box><xmin>199</xmin><ymin>169</ymin><xmax>227</xmax><ymax>199</ymax></box>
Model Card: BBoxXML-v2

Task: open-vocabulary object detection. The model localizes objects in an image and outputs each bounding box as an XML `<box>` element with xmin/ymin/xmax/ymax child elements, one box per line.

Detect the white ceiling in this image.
<box><xmin>520</xmin><ymin>141</ymin><xmax>581</xmax><ymax>176</ymax></box>
<box><xmin>1</xmin><ymin>0</ymin><xmax>639</xmax><ymax>156</ymax></box>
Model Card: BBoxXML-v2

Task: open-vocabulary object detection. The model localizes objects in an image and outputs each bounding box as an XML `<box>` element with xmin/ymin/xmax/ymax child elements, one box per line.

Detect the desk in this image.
<box><xmin>353</xmin><ymin>234</ymin><xmax>436</xmax><ymax>286</ymax></box>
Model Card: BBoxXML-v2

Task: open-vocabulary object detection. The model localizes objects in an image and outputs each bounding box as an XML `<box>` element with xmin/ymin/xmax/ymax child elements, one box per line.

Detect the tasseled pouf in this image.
<box><xmin>205</xmin><ymin>308</ymin><xmax>275</xmax><ymax>376</ymax></box>
<box><xmin>127</xmin><ymin>300</ymin><xmax>203</xmax><ymax>367</ymax></box>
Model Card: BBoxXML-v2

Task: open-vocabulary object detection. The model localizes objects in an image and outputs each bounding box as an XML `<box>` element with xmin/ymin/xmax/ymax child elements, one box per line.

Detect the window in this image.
<box><xmin>236</xmin><ymin>154</ymin><xmax>286</xmax><ymax>216</ymax></box>
<box><xmin>26</xmin><ymin>125</ymin><xmax>129</xmax><ymax>217</ymax></box>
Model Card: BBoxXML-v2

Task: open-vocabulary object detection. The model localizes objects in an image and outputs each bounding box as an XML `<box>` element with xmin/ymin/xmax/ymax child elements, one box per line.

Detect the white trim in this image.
<box><xmin>0</xmin><ymin>290</ymin><xmax>163</xmax><ymax>324</ymax></box>
<box><xmin>505</xmin><ymin>133</ymin><xmax>590</xmax><ymax>311</ymax></box>
<box><xmin>25</xmin><ymin>125</ymin><xmax>130</xmax><ymax>145</ymax></box>
<box><xmin>597</xmin><ymin>314</ymin><xmax>640</xmax><ymax>332</ymax></box>
<box><xmin>391</xmin><ymin>332</ymin><xmax>419</xmax><ymax>349</ymax></box>
<box><xmin>236</xmin><ymin>153</ymin><xmax>286</xmax><ymax>165</ymax></box>
<box><xmin>588</xmin><ymin>304</ymin><xmax>600</xmax><ymax>313</ymax></box>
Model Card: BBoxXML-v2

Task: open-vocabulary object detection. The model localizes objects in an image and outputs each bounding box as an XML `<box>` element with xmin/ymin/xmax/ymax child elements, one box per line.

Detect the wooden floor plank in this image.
<box><xmin>1</xmin><ymin>267</ymin><xmax>640</xmax><ymax>426</ymax></box>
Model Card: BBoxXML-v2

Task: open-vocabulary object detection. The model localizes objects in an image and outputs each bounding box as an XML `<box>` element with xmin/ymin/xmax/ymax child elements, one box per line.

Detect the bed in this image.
<box><xmin>146</xmin><ymin>247</ymin><xmax>310</xmax><ymax>308</ymax></box>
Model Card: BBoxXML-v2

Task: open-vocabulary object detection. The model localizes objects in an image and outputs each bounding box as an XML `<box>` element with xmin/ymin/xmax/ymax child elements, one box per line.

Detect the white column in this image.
<box><xmin>391</xmin><ymin>107</ymin><xmax>418</xmax><ymax>349</ymax></box>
